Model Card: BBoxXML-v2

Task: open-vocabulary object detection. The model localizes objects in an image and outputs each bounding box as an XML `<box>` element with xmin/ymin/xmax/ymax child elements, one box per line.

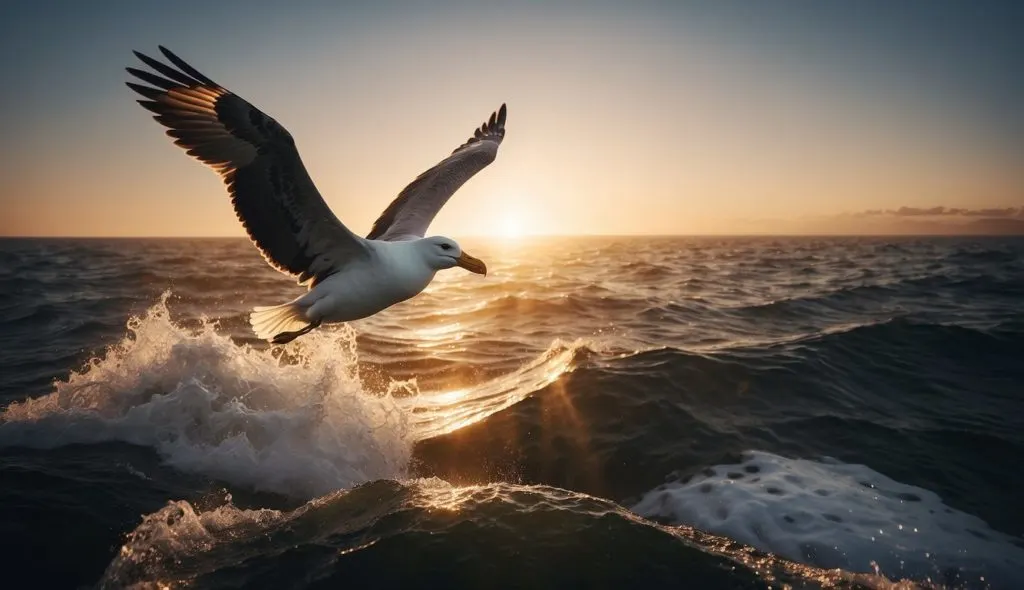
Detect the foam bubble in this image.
<box><xmin>632</xmin><ymin>451</ymin><xmax>1024</xmax><ymax>587</ymax></box>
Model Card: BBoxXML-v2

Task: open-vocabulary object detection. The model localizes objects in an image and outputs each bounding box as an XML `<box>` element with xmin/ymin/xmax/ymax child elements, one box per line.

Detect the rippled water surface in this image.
<box><xmin>1</xmin><ymin>236</ymin><xmax>1022</xmax><ymax>588</ymax></box>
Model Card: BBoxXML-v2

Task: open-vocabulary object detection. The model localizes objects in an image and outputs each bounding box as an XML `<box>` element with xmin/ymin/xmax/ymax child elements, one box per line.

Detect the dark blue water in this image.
<box><xmin>1</xmin><ymin>236</ymin><xmax>1022</xmax><ymax>589</ymax></box>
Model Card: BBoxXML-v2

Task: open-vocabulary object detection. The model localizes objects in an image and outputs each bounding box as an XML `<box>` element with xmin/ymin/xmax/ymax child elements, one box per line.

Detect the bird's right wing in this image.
<box><xmin>367</xmin><ymin>104</ymin><xmax>506</xmax><ymax>241</ymax></box>
<box><xmin>127</xmin><ymin>47</ymin><xmax>367</xmax><ymax>287</ymax></box>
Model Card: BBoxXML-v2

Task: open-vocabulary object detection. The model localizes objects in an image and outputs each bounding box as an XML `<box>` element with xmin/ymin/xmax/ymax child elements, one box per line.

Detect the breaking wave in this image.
<box><xmin>0</xmin><ymin>295</ymin><xmax>585</xmax><ymax>498</ymax></box>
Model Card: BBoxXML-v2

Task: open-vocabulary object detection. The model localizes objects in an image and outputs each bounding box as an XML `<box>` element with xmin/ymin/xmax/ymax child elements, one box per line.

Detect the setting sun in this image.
<box><xmin>498</xmin><ymin>214</ymin><xmax>525</xmax><ymax>239</ymax></box>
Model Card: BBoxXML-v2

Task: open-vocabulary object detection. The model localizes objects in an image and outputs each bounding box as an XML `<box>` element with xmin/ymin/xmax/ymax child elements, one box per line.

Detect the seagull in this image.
<box><xmin>126</xmin><ymin>47</ymin><xmax>504</xmax><ymax>344</ymax></box>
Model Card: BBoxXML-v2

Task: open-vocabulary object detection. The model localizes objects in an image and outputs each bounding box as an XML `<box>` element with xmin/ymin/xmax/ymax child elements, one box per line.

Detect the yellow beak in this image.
<box><xmin>456</xmin><ymin>251</ymin><xmax>488</xmax><ymax>275</ymax></box>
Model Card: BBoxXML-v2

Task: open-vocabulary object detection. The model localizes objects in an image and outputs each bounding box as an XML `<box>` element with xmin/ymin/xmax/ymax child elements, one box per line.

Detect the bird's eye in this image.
<box><xmin>440</xmin><ymin>243</ymin><xmax>452</xmax><ymax>251</ymax></box>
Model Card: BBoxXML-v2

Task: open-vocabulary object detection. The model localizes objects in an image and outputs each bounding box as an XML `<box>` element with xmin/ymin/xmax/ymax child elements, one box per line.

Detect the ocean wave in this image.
<box><xmin>99</xmin><ymin>478</ymin><xmax>905</xmax><ymax>590</ymax></box>
<box><xmin>0</xmin><ymin>294</ymin><xmax>583</xmax><ymax>498</ymax></box>
<box><xmin>395</xmin><ymin>339</ymin><xmax>588</xmax><ymax>440</ymax></box>
<box><xmin>633</xmin><ymin>451</ymin><xmax>1024</xmax><ymax>589</ymax></box>
<box><xmin>0</xmin><ymin>295</ymin><xmax>408</xmax><ymax>498</ymax></box>
<box><xmin>598</xmin><ymin>319</ymin><xmax>1023</xmax><ymax>441</ymax></box>
<box><xmin>783</xmin><ymin>317</ymin><xmax>1024</xmax><ymax>373</ymax></box>
<box><xmin>720</xmin><ymin>271</ymin><xmax>1023</xmax><ymax>319</ymax></box>
<box><xmin>647</xmin><ymin>315</ymin><xmax>1021</xmax><ymax>358</ymax></box>
<box><xmin>945</xmin><ymin>246</ymin><xmax>1021</xmax><ymax>265</ymax></box>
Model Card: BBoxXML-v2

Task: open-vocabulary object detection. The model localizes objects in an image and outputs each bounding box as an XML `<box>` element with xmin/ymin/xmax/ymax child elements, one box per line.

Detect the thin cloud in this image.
<box><xmin>855</xmin><ymin>206</ymin><xmax>1023</xmax><ymax>218</ymax></box>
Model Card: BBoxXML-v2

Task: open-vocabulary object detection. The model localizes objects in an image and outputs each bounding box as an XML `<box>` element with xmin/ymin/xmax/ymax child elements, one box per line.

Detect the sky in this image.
<box><xmin>1</xmin><ymin>0</ymin><xmax>1022</xmax><ymax>237</ymax></box>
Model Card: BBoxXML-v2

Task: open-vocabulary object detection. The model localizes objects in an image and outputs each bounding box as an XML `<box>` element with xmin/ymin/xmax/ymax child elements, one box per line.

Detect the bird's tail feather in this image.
<box><xmin>249</xmin><ymin>300</ymin><xmax>311</xmax><ymax>343</ymax></box>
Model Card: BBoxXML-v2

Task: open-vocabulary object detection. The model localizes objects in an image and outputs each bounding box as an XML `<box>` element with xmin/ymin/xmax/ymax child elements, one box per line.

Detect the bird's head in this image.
<box><xmin>420</xmin><ymin>236</ymin><xmax>487</xmax><ymax>275</ymax></box>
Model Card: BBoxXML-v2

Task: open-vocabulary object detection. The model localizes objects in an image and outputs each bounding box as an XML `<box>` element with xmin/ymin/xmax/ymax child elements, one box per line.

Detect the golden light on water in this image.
<box><xmin>404</xmin><ymin>342</ymin><xmax>581</xmax><ymax>440</ymax></box>
<box><xmin>413</xmin><ymin>321</ymin><xmax>466</xmax><ymax>345</ymax></box>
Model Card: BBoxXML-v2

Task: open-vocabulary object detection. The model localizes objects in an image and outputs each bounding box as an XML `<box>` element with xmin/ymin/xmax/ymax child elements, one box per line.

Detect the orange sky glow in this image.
<box><xmin>1</xmin><ymin>2</ymin><xmax>1021</xmax><ymax>237</ymax></box>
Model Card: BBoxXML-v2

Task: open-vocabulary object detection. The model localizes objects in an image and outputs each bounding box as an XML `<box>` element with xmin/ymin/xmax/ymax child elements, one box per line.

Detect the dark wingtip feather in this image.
<box><xmin>127</xmin><ymin>67</ymin><xmax>179</xmax><ymax>91</ymax></box>
<box><xmin>136</xmin><ymin>100</ymin><xmax>164</xmax><ymax>115</ymax></box>
<box><xmin>126</xmin><ymin>81</ymin><xmax>163</xmax><ymax>100</ymax></box>
<box><xmin>134</xmin><ymin>49</ymin><xmax>203</xmax><ymax>87</ymax></box>
<box><xmin>158</xmin><ymin>46</ymin><xmax>218</xmax><ymax>86</ymax></box>
<box><xmin>497</xmin><ymin>103</ymin><xmax>507</xmax><ymax>126</ymax></box>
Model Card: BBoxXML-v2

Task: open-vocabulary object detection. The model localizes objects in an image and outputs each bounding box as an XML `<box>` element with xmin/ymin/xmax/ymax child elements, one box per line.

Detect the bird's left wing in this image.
<box><xmin>127</xmin><ymin>47</ymin><xmax>368</xmax><ymax>287</ymax></box>
<box><xmin>367</xmin><ymin>104</ymin><xmax>507</xmax><ymax>241</ymax></box>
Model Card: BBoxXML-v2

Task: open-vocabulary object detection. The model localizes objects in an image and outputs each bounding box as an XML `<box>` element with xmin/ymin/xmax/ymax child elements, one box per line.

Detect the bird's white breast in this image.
<box><xmin>305</xmin><ymin>241</ymin><xmax>435</xmax><ymax>323</ymax></box>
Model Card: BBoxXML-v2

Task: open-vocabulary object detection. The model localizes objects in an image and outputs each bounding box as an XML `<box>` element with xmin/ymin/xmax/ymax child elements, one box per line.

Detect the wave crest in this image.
<box><xmin>100</xmin><ymin>478</ymin><xmax>879</xmax><ymax>590</ymax></box>
<box><xmin>1</xmin><ymin>294</ymin><xmax>582</xmax><ymax>498</ymax></box>
<box><xmin>1</xmin><ymin>293</ymin><xmax>411</xmax><ymax>497</ymax></box>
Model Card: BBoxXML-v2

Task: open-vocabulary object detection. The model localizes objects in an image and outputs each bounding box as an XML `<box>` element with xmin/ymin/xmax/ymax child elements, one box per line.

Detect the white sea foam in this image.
<box><xmin>0</xmin><ymin>295</ymin><xmax>583</xmax><ymax>498</ymax></box>
<box><xmin>0</xmin><ymin>295</ymin><xmax>409</xmax><ymax>497</ymax></box>
<box><xmin>632</xmin><ymin>451</ymin><xmax>1024</xmax><ymax>588</ymax></box>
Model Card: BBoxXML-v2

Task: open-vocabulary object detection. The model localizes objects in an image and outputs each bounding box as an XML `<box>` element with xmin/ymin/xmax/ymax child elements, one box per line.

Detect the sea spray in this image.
<box><xmin>1</xmin><ymin>294</ymin><xmax>412</xmax><ymax>497</ymax></box>
<box><xmin>1</xmin><ymin>293</ymin><xmax>588</xmax><ymax>497</ymax></box>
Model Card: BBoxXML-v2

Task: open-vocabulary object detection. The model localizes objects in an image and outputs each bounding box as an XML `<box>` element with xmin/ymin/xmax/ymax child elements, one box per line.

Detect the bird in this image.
<box><xmin>126</xmin><ymin>47</ymin><xmax>504</xmax><ymax>344</ymax></box>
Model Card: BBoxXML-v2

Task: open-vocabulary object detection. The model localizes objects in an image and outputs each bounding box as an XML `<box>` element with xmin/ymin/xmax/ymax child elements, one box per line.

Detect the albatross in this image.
<box><xmin>126</xmin><ymin>47</ymin><xmax>504</xmax><ymax>344</ymax></box>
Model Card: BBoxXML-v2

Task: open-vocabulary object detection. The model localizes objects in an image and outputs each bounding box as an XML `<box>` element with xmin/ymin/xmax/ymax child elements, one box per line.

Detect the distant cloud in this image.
<box><xmin>957</xmin><ymin>207</ymin><xmax>1023</xmax><ymax>218</ymax></box>
<box><xmin>728</xmin><ymin>206</ymin><xmax>1024</xmax><ymax>235</ymax></box>
<box><xmin>856</xmin><ymin>206</ymin><xmax>1023</xmax><ymax>218</ymax></box>
<box><xmin>896</xmin><ymin>206</ymin><xmax>949</xmax><ymax>216</ymax></box>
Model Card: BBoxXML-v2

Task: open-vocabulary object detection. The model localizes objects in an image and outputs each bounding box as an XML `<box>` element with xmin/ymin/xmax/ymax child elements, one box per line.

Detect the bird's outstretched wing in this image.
<box><xmin>367</xmin><ymin>104</ymin><xmax>507</xmax><ymax>241</ymax></box>
<box><xmin>127</xmin><ymin>46</ymin><xmax>367</xmax><ymax>287</ymax></box>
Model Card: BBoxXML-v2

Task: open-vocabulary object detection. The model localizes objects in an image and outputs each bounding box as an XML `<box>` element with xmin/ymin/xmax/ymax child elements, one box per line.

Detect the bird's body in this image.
<box><xmin>249</xmin><ymin>240</ymin><xmax>441</xmax><ymax>342</ymax></box>
<box><xmin>314</xmin><ymin>241</ymin><xmax>437</xmax><ymax>321</ymax></box>
<box><xmin>302</xmin><ymin>240</ymin><xmax>442</xmax><ymax>325</ymax></box>
<box><xmin>126</xmin><ymin>47</ymin><xmax>503</xmax><ymax>343</ymax></box>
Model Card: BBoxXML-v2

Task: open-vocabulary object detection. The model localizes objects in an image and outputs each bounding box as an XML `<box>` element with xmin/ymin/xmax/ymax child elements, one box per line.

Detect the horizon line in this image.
<box><xmin>1</xmin><ymin>232</ymin><xmax>1022</xmax><ymax>240</ymax></box>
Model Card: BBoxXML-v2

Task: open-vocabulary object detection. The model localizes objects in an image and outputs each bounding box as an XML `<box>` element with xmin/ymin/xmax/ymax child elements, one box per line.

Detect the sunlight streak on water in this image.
<box><xmin>402</xmin><ymin>340</ymin><xmax>585</xmax><ymax>439</ymax></box>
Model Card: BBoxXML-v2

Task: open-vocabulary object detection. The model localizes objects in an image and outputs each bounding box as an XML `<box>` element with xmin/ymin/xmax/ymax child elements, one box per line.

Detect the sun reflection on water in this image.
<box><xmin>401</xmin><ymin>340</ymin><xmax>584</xmax><ymax>441</ymax></box>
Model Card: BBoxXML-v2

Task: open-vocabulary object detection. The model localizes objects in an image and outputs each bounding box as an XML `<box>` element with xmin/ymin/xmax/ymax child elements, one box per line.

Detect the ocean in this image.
<box><xmin>0</xmin><ymin>236</ymin><xmax>1022</xmax><ymax>589</ymax></box>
